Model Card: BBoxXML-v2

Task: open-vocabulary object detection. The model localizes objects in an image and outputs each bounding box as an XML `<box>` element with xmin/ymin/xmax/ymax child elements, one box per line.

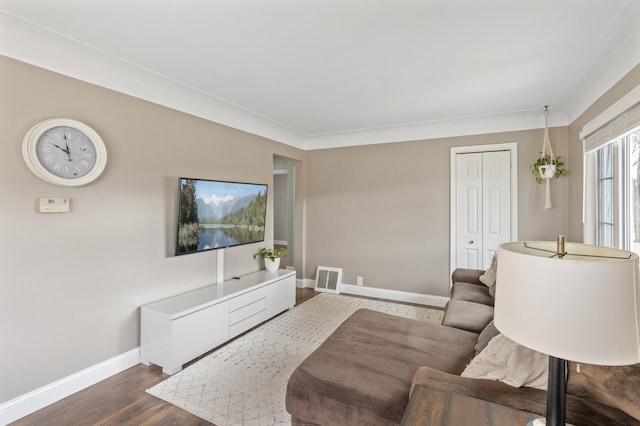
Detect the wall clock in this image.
<box><xmin>22</xmin><ymin>118</ymin><xmax>107</xmax><ymax>187</ymax></box>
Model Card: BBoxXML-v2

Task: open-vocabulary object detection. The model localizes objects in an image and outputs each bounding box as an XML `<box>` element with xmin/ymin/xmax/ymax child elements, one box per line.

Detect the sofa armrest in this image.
<box><xmin>451</xmin><ymin>268</ymin><xmax>485</xmax><ymax>286</ymax></box>
<box><xmin>410</xmin><ymin>367</ymin><xmax>546</xmax><ymax>416</ymax></box>
<box><xmin>410</xmin><ymin>367</ymin><xmax>639</xmax><ymax>426</ymax></box>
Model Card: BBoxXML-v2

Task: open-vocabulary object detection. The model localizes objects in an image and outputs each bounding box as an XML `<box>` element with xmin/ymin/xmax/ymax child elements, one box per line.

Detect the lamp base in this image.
<box><xmin>526</xmin><ymin>357</ymin><xmax>575</xmax><ymax>426</ymax></box>
<box><xmin>547</xmin><ymin>356</ymin><xmax>566</xmax><ymax>426</ymax></box>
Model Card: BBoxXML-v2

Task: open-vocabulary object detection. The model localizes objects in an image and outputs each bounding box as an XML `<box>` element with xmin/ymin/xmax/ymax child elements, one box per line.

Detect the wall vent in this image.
<box><xmin>315</xmin><ymin>266</ymin><xmax>342</xmax><ymax>294</ymax></box>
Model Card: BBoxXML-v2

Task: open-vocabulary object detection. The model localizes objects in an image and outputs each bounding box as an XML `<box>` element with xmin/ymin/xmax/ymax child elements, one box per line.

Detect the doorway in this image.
<box><xmin>273</xmin><ymin>155</ymin><xmax>296</xmax><ymax>268</ymax></box>
<box><xmin>450</xmin><ymin>143</ymin><xmax>518</xmax><ymax>274</ymax></box>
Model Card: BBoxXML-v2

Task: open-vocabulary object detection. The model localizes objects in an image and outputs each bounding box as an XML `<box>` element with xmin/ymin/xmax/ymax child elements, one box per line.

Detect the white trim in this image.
<box><xmin>0</xmin><ymin>11</ymin><xmax>307</xmax><ymax>150</ymax></box>
<box><xmin>0</xmin><ymin>11</ymin><xmax>582</xmax><ymax>152</ymax></box>
<box><xmin>274</xmin><ymin>240</ymin><xmax>288</xmax><ymax>246</ymax></box>
<box><xmin>580</xmin><ymin>83</ymin><xmax>640</xmax><ymax>140</ymax></box>
<box><xmin>303</xmin><ymin>109</ymin><xmax>567</xmax><ymax>150</ymax></box>
<box><xmin>297</xmin><ymin>278</ymin><xmax>315</xmax><ymax>288</ymax></box>
<box><xmin>3</xmin><ymin>7</ymin><xmax>640</xmax><ymax>150</ymax></box>
<box><xmin>297</xmin><ymin>279</ymin><xmax>448</xmax><ymax>308</ymax></box>
<box><xmin>0</xmin><ymin>348</ymin><xmax>140</xmax><ymax>425</ymax></box>
<box><xmin>449</xmin><ymin>142</ymin><xmax>518</xmax><ymax>280</ymax></box>
<box><xmin>582</xmin><ymin>152</ymin><xmax>598</xmax><ymax>244</ymax></box>
<box><xmin>273</xmin><ymin>169</ymin><xmax>288</xmax><ymax>175</ymax></box>
<box><xmin>340</xmin><ymin>284</ymin><xmax>449</xmax><ymax>308</ymax></box>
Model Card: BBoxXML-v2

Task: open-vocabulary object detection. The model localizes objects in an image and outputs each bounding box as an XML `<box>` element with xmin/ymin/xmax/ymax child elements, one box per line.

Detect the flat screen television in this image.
<box><xmin>175</xmin><ymin>177</ymin><xmax>268</xmax><ymax>256</ymax></box>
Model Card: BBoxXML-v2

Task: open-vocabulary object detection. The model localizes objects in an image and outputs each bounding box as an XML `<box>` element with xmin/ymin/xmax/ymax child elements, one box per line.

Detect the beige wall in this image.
<box><xmin>0</xmin><ymin>56</ymin><xmax>305</xmax><ymax>403</ymax></box>
<box><xmin>567</xmin><ymin>63</ymin><xmax>640</xmax><ymax>243</ymax></box>
<box><xmin>304</xmin><ymin>126</ymin><xmax>569</xmax><ymax>296</ymax></box>
<box><xmin>4</xmin><ymin>50</ymin><xmax>639</xmax><ymax>407</ymax></box>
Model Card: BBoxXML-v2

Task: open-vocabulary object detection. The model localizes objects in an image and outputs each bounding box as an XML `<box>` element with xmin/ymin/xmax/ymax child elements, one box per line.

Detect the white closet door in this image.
<box><xmin>455</xmin><ymin>151</ymin><xmax>511</xmax><ymax>270</ymax></box>
<box><xmin>482</xmin><ymin>151</ymin><xmax>511</xmax><ymax>268</ymax></box>
<box><xmin>456</xmin><ymin>153</ymin><xmax>483</xmax><ymax>269</ymax></box>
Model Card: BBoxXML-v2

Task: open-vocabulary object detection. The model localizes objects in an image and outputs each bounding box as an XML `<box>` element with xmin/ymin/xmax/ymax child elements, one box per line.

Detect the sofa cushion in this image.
<box><xmin>475</xmin><ymin>320</ymin><xmax>500</xmax><ymax>355</ymax></box>
<box><xmin>567</xmin><ymin>362</ymin><xmax>640</xmax><ymax>422</ymax></box>
<box><xmin>442</xmin><ymin>299</ymin><xmax>494</xmax><ymax>333</ymax></box>
<box><xmin>450</xmin><ymin>281</ymin><xmax>494</xmax><ymax>306</ymax></box>
<box><xmin>285</xmin><ymin>308</ymin><xmax>478</xmax><ymax>426</ymax></box>
<box><xmin>479</xmin><ymin>253</ymin><xmax>497</xmax><ymax>286</ymax></box>
<box><xmin>451</xmin><ymin>268</ymin><xmax>485</xmax><ymax>286</ymax></box>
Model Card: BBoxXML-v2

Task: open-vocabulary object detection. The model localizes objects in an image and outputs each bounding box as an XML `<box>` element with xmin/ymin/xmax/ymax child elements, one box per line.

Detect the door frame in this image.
<box><xmin>450</xmin><ymin>142</ymin><xmax>518</xmax><ymax>281</ymax></box>
<box><xmin>273</xmin><ymin>164</ymin><xmax>296</xmax><ymax>268</ymax></box>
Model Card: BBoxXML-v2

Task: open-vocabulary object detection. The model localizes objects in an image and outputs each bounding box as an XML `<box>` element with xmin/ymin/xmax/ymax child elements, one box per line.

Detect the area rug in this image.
<box><xmin>146</xmin><ymin>293</ymin><xmax>443</xmax><ymax>426</ymax></box>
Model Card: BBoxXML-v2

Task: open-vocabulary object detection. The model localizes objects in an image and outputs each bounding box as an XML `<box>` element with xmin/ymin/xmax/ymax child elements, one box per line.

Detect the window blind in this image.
<box><xmin>583</xmin><ymin>101</ymin><xmax>640</xmax><ymax>153</ymax></box>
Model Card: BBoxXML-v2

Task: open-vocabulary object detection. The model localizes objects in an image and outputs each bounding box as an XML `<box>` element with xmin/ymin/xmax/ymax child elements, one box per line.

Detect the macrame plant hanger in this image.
<box><xmin>540</xmin><ymin>106</ymin><xmax>555</xmax><ymax>209</ymax></box>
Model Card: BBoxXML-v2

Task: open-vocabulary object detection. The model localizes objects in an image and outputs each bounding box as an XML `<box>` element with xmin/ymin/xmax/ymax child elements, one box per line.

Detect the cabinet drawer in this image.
<box><xmin>229</xmin><ymin>309</ymin><xmax>266</xmax><ymax>337</ymax></box>
<box><xmin>229</xmin><ymin>286</ymin><xmax>267</xmax><ymax>311</ymax></box>
<box><xmin>230</xmin><ymin>297</ymin><xmax>266</xmax><ymax>325</ymax></box>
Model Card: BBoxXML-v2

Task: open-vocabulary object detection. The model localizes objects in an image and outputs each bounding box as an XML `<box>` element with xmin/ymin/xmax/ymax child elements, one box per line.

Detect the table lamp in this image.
<box><xmin>494</xmin><ymin>237</ymin><xmax>640</xmax><ymax>426</ymax></box>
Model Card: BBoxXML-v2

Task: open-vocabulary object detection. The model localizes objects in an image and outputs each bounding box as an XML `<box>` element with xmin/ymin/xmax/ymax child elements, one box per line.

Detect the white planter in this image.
<box><xmin>264</xmin><ymin>257</ymin><xmax>281</xmax><ymax>272</ymax></box>
<box><xmin>539</xmin><ymin>164</ymin><xmax>556</xmax><ymax>179</ymax></box>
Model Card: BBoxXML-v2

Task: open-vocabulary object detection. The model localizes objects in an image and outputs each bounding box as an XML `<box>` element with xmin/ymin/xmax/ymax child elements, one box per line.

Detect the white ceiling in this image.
<box><xmin>2</xmin><ymin>1</ymin><xmax>640</xmax><ymax>150</ymax></box>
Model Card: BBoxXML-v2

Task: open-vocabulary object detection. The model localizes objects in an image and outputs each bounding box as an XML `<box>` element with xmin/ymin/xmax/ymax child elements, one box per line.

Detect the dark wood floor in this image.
<box><xmin>11</xmin><ymin>287</ymin><xmax>318</xmax><ymax>426</ymax></box>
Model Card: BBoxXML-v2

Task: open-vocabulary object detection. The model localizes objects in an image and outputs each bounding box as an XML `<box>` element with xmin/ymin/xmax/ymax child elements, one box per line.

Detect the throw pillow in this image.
<box><xmin>461</xmin><ymin>333</ymin><xmax>548</xmax><ymax>390</ymax></box>
<box><xmin>488</xmin><ymin>279</ymin><xmax>497</xmax><ymax>298</ymax></box>
<box><xmin>479</xmin><ymin>253</ymin><xmax>498</xmax><ymax>288</ymax></box>
<box><xmin>474</xmin><ymin>320</ymin><xmax>500</xmax><ymax>355</ymax></box>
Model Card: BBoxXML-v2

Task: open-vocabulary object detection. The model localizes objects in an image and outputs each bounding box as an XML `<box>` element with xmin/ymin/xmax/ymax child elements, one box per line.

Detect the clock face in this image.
<box><xmin>22</xmin><ymin>118</ymin><xmax>107</xmax><ymax>187</ymax></box>
<box><xmin>35</xmin><ymin>126</ymin><xmax>98</xmax><ymax>179</ymax></box>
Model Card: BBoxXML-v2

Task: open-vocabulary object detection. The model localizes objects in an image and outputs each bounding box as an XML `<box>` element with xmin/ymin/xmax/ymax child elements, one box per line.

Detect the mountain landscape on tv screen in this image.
<box><xmin>196</xmin><ymin>193</ymin><xmax>256</xmax><ymax>222</ymax></box>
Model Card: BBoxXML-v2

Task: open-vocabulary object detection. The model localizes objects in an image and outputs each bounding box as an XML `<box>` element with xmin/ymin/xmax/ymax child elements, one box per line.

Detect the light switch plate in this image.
<box><xmin>39</xmin><ymin>197</ymin><xmax>70</xmax><ymax>213</ymax></box>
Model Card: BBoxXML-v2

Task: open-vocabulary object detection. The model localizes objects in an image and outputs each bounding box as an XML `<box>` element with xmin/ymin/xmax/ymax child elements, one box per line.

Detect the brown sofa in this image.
<box><xmin>285</xmin><ymin>268</ymin><xmax>640</xmax><ymax>425</ymax></box>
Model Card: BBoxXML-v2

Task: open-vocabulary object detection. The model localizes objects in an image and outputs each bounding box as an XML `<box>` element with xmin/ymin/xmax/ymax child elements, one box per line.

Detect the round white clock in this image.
<box><xmin>22</xmin><ymin>118</ymin><xmax>107</xmax><ymax>187</ymax></box>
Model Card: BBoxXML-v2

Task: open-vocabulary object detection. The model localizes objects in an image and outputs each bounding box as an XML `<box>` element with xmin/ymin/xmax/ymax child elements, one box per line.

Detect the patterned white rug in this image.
<box><xmin>146</xmin><ymin>293</ymin><xmax>444</xmax><ymax>426</ymax></box>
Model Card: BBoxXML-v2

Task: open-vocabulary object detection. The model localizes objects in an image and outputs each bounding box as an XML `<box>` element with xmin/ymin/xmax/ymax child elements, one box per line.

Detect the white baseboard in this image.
<box><xmin>297</xmin><ymin>278</ymin><xmax>449</xmax><ymax>308</ymax></box>
<box><xmin>0</xmin><ymin>347</ymin><xmax>141</xmax><ymax>425</ymax></box>
<box><xmin>339</xmin><ymin>283</ymin><xmax>449</xmax><ymax>308</ymax></box>
<box><xmin>296</xmin><ymin>278</ymin><xmax>315</xmax><ymax>288</ymax></box>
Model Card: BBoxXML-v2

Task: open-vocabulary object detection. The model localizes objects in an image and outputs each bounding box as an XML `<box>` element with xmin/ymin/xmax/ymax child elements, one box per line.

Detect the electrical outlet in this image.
<box><xmin>356</xmin><ymin>276</ymin><xmax>363</xmax><ymax>286</ymax></box>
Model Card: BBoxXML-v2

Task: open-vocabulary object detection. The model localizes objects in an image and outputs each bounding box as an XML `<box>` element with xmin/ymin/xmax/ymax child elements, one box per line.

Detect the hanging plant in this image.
<box><xmin>531</xmin><ymin>155</ymin><xmax>567</xmax><ymax>184</ymax></box>
<box><xmin>532</xmin><ymin>106</ymin><xmax>567</xmax><ymax>209</ymax></box>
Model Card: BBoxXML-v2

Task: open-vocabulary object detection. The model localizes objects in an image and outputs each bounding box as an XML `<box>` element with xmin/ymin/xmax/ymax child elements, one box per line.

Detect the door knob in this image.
<box><xmin>468</xmin><ymin>240</ymin><xmax>474</xmax><ymax>244</ymax></box>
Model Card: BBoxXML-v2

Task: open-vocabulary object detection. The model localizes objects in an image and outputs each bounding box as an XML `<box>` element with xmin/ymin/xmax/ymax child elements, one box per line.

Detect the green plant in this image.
<box><xmin>253</xmin><ymin>247</ymin><xmax>286</xmax><ymax>262</ymax></box>
<box><xmin>531</xmin><ymin>155</ymin><xmax>567</xmax><ymax>184</ymax></box>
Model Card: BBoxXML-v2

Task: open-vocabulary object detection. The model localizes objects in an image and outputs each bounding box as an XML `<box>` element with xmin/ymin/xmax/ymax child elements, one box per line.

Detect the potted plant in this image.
<box><xmin>531</xmin><ymin>155</ymin><xmax>567</xmax><ymax>184</ymax></box>
<box><xmin>254</xmin><ymin>247</ymin><xmax>286</xmax><ymax>272</ymax></box>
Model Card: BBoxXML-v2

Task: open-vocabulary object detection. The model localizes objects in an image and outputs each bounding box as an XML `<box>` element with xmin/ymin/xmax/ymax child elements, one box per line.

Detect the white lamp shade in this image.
<box><xmin>494</xmin><ymin>241</ymin><xmax>640</xmax><ymax>365</ymax></box>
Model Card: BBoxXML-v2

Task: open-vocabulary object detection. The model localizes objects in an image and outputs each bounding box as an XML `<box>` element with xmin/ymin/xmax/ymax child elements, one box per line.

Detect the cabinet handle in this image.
<box><xmin>468</xmin><ymin>240</ymin><xmax>474</xmax><ymax>244</ymax></box>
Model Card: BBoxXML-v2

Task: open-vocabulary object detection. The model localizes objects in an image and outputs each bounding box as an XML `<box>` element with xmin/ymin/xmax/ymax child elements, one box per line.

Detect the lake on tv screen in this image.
<box><xmin>199</xmin><ymin>225</ymin><xmax>263</xmax><ymax>249</ymax></box>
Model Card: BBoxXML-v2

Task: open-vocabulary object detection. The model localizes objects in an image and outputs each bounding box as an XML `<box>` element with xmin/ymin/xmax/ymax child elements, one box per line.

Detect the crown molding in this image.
<box><xmin>2</xmin><ymin>8</ymin><xmax>636</xmax><ymax>151</ymax></box>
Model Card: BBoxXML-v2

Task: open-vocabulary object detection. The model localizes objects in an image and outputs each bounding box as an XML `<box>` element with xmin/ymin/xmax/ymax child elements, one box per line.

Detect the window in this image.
<box><xmin>591</xmin><ymin>127</ymin><xmax>640</xmax><ymax>254</ymax></box>
<box><xmin>596</xmin><ymin>143</ymin><xmax>614</xmax><ymax>247</ymax></box>
<box><xmin>583</xmin><ymin>86</ymin><xmax>640</xmax><ymax>250</ymax></box>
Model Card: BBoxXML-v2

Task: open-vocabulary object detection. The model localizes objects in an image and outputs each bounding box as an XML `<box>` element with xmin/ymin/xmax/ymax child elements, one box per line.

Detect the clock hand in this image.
<box><xmin>48</xmin><ymin>140</ymin><xmax>73</xmax><ymax>161</ymax></box>
<box><xmin>63</xmin><ymin>131</ymin><xmax>72</xmax><ymax>161</ymax></box>
<box><xmin>48</xmin><ymin>141</ymin><xmax>68</xmax><ymax>153</ymax></box>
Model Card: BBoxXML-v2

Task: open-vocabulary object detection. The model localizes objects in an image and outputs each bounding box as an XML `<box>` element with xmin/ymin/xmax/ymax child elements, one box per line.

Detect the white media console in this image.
<box><xmin>140</xmin><ymin>269</ymin><xmax>296</xmax><ymax>374</ymax></box>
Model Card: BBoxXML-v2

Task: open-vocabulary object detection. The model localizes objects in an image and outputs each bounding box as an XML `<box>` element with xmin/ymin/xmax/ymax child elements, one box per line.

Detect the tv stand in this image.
<box><xmin>140</xmin><ymin>269</ymin><xmax>296</xmax><ymax>374</ymax></box>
